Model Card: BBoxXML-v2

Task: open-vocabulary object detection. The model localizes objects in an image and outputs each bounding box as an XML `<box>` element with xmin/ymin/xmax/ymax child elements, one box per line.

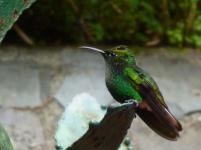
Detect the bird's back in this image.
<box><xmin>125</xmin><ymin>65</ymin><xmax>182</xmax><ymax>140</ymax></box>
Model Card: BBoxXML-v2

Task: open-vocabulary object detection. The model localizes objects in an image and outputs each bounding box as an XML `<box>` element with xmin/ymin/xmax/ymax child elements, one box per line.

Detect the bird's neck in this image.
<box><xmin>105</xmin><ymin>61</ymin><xmax>138</xmax><ymax>78</ymax></box>
<box><xmin>105</xmin><ymin>61</ymin><xmax>128</xmax><ymax>83</ymax></box>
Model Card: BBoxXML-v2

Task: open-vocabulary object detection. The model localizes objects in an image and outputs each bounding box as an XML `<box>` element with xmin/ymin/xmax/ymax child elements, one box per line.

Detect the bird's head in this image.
<box><xmin>80</xmin><ymin>45</ymin><xmax>136</xmax><ymax>67</ymax></box>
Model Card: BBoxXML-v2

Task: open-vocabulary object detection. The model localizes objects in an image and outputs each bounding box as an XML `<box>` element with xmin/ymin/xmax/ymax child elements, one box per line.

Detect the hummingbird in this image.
<box><xmin>80</xmin><ymin>45</ymin><xmax>182</xmax><ymax>140</ymax></box>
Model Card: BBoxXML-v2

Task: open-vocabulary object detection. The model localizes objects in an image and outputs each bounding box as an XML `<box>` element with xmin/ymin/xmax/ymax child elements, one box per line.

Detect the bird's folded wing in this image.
<box><xmin>124</xmin><ymin>68</ymin><xmax>182</xmax><ymax>140</ymax></box>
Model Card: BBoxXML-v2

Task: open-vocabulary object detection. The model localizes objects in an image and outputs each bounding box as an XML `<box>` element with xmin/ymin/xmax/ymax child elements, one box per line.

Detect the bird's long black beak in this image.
<box><xmin>79</xmin><ymin>46</ymin><xmax>106</xmax><ymax>54</ymax></box>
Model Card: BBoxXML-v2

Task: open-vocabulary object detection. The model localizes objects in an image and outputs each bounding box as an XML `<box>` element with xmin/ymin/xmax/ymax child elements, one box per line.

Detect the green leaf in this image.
<box><xmin>0</xmin><ymin>123</ymin><xmax>13</xmax><ymax>150</ymax></box>
<box><xmin>167</xmin><ymin>23</ymin><xmax>184</xmax><ymax>45</ymax></box>
<box><xmin>0</xmin><ymin>0</ymin><xmax>36</xmax><ymax>43</ymax></box>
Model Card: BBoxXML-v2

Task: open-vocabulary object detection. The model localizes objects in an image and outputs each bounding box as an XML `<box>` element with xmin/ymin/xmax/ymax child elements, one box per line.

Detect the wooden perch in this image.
<box><xmin>67</xmin><ymin>102</ymin><xmax>136</xmax><ymax>150</ymax></box>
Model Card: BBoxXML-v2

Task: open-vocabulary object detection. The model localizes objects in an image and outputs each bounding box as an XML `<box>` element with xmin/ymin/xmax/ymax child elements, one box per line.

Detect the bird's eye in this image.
<box><xmin>109</xmin><ymin>53</ymin><xmax>117</xmax><ymax>57</ymax></box>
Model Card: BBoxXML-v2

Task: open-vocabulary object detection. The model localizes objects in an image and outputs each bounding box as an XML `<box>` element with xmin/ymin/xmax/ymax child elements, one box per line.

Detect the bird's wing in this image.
<box><xmin>124</xmin><ymin>67</ymin><xmax>182</xmax><ymax>140</ymax></box>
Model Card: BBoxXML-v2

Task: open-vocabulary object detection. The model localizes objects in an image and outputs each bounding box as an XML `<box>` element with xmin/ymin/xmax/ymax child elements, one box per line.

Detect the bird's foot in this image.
<box><xmin>125</xmin><ymin>99</ymin><xmax>139</xmax><ymax>108</ymax></box>
<box><xmin>124</xmin><ymin>99</ymin><xmax>139</xmax><ymax>118</ymax></box>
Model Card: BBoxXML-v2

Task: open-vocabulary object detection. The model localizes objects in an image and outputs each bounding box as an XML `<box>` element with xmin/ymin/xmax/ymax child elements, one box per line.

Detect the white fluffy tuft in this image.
<box><xmin>55</xmin><ymin>93</ymin><xmax>106</xmax><ymax>149</ymax></box>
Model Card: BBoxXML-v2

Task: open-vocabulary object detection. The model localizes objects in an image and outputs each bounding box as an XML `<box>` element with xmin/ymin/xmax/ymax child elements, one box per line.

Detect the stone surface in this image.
<box><xmin>0</xmin><ymin>62</ymin><xmax>51</xmax><ymax>107</ymax></box>
<box><xmin>0</xmin><ymin>108</ymin><xmax>45</xmax><ymax>150</ymax></box>
<box><xmin>34</xmin><ymin>97</ymin><xmax>63</xmax><ymax>150</ymax></box>
<box><xmin>0</xmin><ymin>46</ymin><xmax>200</xmax><ymax>150</ymax></box>
<box><xmin>130</xmin><ymin>113</ymin><xmax>201</xmax><ymax>150</ymax></box>
<box><xmin>55</xmin><ymin>48</ymin><xmax>113</xmax><ymax>106</ymax></box>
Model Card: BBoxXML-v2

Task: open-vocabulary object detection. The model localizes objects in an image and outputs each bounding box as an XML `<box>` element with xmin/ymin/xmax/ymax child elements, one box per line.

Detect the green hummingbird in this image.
<box><xmin>80</xmin><ymin>45</ymin><xmax>182</xmax><ymax>140</ymax></box>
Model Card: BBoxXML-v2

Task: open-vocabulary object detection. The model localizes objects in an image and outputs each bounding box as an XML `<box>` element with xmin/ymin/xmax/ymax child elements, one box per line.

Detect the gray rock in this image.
<box><xmin>0</xmin><ymin>108</ymin><xmax>45</xmax><ymax>150</ymax></box>
<box><xmin>55</xmin><ymin>48</ymin><xmax>113</xmax><ymax>106</ymax></box>
<box><xmin>0</xmin><ymin>62</ymin><xmax>51</xmax><ymax>108</ymax></box>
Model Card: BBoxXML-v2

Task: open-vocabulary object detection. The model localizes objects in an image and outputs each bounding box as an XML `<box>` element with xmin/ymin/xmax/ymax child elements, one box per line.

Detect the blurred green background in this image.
<box><xmin>3</xmin><ymin>0</ymin><xmax>201</xmax><ymax>48</ymax></box>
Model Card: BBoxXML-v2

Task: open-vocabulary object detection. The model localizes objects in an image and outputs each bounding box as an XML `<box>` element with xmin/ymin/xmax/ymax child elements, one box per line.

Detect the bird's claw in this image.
<box><xmin>125</xmin><ymin>99</ymin><xmax>139</xmax><ymax>108</ymax></box>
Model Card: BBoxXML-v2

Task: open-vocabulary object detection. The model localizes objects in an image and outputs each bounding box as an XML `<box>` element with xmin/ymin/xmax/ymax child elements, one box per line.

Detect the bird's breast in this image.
<box><xmin>105</xmin><ymin>72</ymin><xmax>142</xmax><ymax>103</ymax></box>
